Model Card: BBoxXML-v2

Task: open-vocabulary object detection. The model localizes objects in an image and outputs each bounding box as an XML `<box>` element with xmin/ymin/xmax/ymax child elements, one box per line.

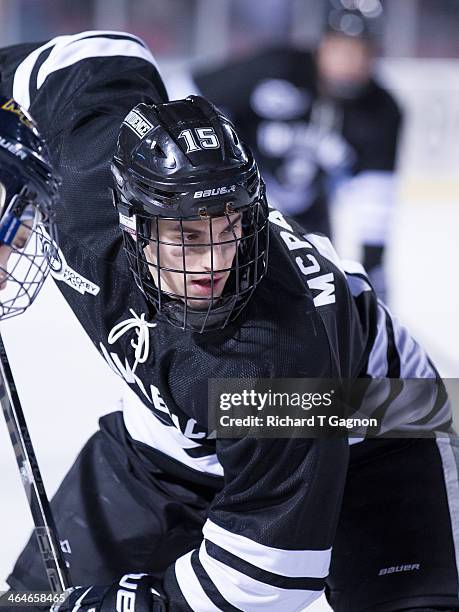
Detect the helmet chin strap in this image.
<box><xmin>160</xmin><ymin>294</ymin><xmax>240</xmax><ymax>333</ymax></box>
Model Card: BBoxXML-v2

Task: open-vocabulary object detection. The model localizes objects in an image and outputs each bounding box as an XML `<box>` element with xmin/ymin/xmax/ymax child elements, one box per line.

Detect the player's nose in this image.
<box><xmin>201</xmin><ymin>242</ymin><xmax>229</xmax><ymax>273</ymax></box>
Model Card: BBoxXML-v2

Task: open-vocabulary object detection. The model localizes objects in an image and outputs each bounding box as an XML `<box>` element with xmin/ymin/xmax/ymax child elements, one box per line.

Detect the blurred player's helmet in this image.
<box><xmin>325</xmin><ymin>1</ymin><xmax>382</xmax><ymax>40</ymax></box>
<box><xmin>0</xmin><ymin>97</ymin><xmax>59</xmax><ymax>319</ymax></box>
<box><xmin>111</xmin><ymin>96</ymin><xmax>269</xmax><ymax>332</ymax></box>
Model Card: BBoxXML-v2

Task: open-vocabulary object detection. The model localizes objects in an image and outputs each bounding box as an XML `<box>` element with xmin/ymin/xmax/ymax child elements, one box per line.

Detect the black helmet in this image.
<box><xmin>0</xmin><ymin>96</ymin><xmax>60</xmax><ymax>319</ymax></box>
<box><xmin>111</xmin><ymin>95</ymin><xmax>269</xmax><ymax>332</ymax></box>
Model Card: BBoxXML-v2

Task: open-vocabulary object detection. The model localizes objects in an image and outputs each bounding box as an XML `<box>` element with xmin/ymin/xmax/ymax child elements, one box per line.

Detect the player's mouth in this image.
<box><xmin>189</xmin><ymin>275</ymin><xmax>224</xmax><ymax>297</ymax></box>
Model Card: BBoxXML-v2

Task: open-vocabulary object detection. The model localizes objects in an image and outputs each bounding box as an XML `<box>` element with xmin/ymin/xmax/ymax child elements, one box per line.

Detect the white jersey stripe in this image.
<box><xmin>13</xmin><ymin>35</ymin><xmax>69</xmax><ymax>109</ymax></box>
<box><xmin>345</xmin><ymin>273</ymin><xmax>372</xmax><ymax>298</ymax></box>
<box><xmin>198</xmin><ymin>544</ymin><xmax>323</xmax><ymax>611</ymax></box>
<box><xmin>390</xmin><ymin>312</ymin><xmax>437</xmax><ymax>378</ymax></box>
<box><xmin>436</xmin><ymin>436</ymin><xmax>459</xmax><ymax>596</ymax></box>
<box><xmin>203</xmin><ymin>519</ymin><xmax>331</xmax><ymax>578</ymax></box>
<box><xmin>367</xmin><ymin>302</ymin><xmax>389</xmax><ymax>377</ymax></box>
<box><xmin>122</xmin><ymin>388</ymin><xmax>223</xmax><ymax>477</ymax></box>
<box><xmin>342</xmin><ymin>259</ymin><xmax>373</xmax><ymax>297</ymax></box>
<box><xmin>174</xmin><ymin>551</ymin><xmax>221</xmax><ymax>612</ymax></box>
<box><xmin>13</xmin><ymin>31</ymin><xmax>157</xmax><ymax>111</ymax></box>
<box><xmin>36</xmin><ymin>35</ymin><xmax>158</xmax><ymax>91</ymax></box>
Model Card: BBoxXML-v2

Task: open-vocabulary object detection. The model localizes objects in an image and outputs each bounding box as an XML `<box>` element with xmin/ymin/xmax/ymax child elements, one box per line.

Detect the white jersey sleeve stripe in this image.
<box><xmin>436</xmin><ymin>436</ymin><xmax>459</xmax><ymax>585</ymax></box>
<box><xmin>12</xmin><ymin>31</ymin><xmax>158</xmax><ymax>111</ymax></box>
<box><xmin>36</xmin><ymin>35</ymin><xmax>158</xmax><ymax>91</ymax></box>
<box><xmin>122</xmin><ymin>389</ymin><xmax>224</xmax><ymax>477</ymax></box>
<box><xmin>174</xmin><ymin>551</ymin><xmax>221</xmax><ymax>612</ymax></box>
<box><xmin>13</xmin><ymin>35</ymin><xmax>69</xmax><ymax>109</ymax></box>
<box><xmin>342</xmin><ymin>259</ymin><xmax>373</xmax><ymax>297</ymax></box>
<box><xmin>390</xmin><ymin>312</ymin><xmax>438</xmax><ymax>378</ymax></box>
<box><xmin>198</xmin><ymin>543</ymin><xmax>323</xmax><ymax>611</ymax></box>
<box><xmin>367</xmin><ymin>302</ymin><xmax>389</xmax><ymax>377</ymax></box>
<box><xmin>203</xmin><ymin>519</ymin><xmax>331</xmax><ymax>578</ymax></box>
<box><xmin>345</xmin><ymin>273</ymin><xmax>372</xmax><ymax>298</ymax></box>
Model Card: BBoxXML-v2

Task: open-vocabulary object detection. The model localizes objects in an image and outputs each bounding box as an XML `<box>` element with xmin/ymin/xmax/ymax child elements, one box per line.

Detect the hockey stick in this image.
<box><xmin>0</xmin><ymin>333</ymin><xmax>71</xmax><ymax>593</ymax></box>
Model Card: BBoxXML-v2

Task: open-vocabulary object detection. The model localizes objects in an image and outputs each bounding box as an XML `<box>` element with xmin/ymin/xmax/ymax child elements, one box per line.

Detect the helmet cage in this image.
<box><xmin>0</xmin><ymin>180</ymin><xmax>58</xmax><ymax>320</ymax></box>
<box><xmin>117</xmin><ymin>190</ymin><xmax>269</xmax><ymax>332</ymax></box>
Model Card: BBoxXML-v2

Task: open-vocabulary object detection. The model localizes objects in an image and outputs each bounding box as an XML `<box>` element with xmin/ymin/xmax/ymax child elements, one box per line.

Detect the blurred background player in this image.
<box><xmin>168</xmin><ymin>5</ymin><xmax>402</xmax><ymax>301</ymax></box>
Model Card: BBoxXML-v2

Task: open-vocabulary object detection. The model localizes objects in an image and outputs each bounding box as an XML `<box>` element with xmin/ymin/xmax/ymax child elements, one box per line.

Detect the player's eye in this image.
<box><xmin>222</xmin><ymin>221</ymin><xmax>241</xmax><ymax>236</ymax></box>
<box><xmin>183</xmin><ymin>233</ymin><xmax>199</xmax><ymax>242</ymax></box>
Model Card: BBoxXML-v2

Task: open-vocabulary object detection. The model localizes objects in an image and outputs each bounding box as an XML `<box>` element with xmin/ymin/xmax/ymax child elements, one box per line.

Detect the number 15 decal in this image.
<box><xmin>178</xmin><ymin>127</ymin><xmax>220</xmax><ymax>153</ymax></box>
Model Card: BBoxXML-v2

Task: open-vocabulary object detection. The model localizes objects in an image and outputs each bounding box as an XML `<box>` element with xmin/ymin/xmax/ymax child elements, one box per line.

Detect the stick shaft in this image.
<box><xmin>0</xmin><ymin>333</ymin><xmax>70</xmax><ymax>592</ymax></box>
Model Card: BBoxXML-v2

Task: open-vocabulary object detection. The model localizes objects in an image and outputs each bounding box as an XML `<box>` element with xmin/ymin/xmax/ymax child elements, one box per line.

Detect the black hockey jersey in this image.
<box><xmin>0</xmin><ymin>33</ymin><xmax>447</xmax><ymax>611</ymax></box>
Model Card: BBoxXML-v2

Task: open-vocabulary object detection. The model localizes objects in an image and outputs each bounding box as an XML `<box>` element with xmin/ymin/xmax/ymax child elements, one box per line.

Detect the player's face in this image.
<box><xmin>145</xmin><ymin>213</ymin><xmax>242</xmax><ymax>309</ymax></box>
<box><xmin>317</xmin><ymin>34</ymin><xmax>372</xmax><ymax>99</ymax></box>
<box><xmin>0</xmin><ymin>222</ymin><xmax>32</xmax><ymax>290</ymax></box>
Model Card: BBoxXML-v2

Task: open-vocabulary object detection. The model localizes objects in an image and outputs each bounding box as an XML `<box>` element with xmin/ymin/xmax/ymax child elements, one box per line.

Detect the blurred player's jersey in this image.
<box><xmin>188</xmin><ymin>46</ymin><xmax>401</xmax><ymax>237</ymax></box>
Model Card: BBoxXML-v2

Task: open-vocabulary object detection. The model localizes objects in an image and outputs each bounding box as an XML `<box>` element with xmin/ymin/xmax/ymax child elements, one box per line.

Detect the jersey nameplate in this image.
<box><xmin>269</xmin><ymin>208</ymin><xmax>336</xmax><ymax>308</ymax></box>
<box><xmin>123</xmin><ymin>109</ymin><xmax>153</xmax><ymax>139</ymax></box>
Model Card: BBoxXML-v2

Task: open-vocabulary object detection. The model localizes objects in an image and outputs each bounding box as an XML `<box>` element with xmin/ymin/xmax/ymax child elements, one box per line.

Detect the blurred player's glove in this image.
<box><xmin>51</xmin><ymin>573</ymin><xmax>166</xmax><ymax>611</ymax></box>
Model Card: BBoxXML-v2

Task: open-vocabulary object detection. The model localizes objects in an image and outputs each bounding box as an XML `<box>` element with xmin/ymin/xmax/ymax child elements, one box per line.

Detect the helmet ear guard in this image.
<box><xmin>112</xmin><ymin>96</ymin><xmax>269</xmax><ymax>332</ymax></box>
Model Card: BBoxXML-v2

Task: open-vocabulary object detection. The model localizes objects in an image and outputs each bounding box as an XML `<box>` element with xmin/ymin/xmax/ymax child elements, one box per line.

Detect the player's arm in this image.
<box><xmin>160</xmin><ymin>435</ymin><xmax>348</xmax><ymax>611</ymax></box>
<box><xmin>1</xmin><ymin>32</ymin><xmax>167</xmax><ymax>249</ymax></box>
<box><xmin>0</xmin><ymin>32</ymin><xmax>168</xmax><ymax>341</ymax></box>
<box><xmin>50</xmin><ymin>436</ymin><xmax>348</xmax><ymax>611</ymax></box>
<box><xmin>342</xmin><ymin>260</ymin><xmax>451</xmax><ymax>435</ymax></box>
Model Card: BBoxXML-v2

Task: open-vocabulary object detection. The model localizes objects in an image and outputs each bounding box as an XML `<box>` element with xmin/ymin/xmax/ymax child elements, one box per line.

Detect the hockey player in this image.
<box><xmin>168</xmin><ymin>10</ymin><xmax>402</xmax><ymax>300</ymax></box>
<box><xmin>0</xmin><ymin>32</ymin><xmax>458</xmax><ymax>612</ymax></box>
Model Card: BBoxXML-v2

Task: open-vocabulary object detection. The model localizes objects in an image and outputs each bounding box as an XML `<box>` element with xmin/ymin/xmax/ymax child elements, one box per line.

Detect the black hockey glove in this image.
<box><xmin>51</xmin><ymin>573</ymin><xmax>167</xmax><ymax>612</ymax></box>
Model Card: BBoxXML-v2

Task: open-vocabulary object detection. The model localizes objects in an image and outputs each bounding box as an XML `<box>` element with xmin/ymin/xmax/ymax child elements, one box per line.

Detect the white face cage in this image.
<box><xmin>0</xmin><ymin>185</ymin><xmax>58</xmax><ymax>320</ymax></box>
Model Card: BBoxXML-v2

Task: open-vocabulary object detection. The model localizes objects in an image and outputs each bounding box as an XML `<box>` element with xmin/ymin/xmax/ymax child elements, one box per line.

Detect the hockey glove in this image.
<box><xmin>51</xmin><ymin>573</ymin><xmax>167</xmax><ymax>612</ymax></box>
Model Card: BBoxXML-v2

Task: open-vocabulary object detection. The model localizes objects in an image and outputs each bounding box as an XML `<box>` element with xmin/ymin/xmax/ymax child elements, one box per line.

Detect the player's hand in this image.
<box><xmin>51</xmin><ymin>573</ymin><xmax>167</xmax><ymax>612</ymax></box>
